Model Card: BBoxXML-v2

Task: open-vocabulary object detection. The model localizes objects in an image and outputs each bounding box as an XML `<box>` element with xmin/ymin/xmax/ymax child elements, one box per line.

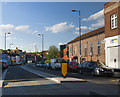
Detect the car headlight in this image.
<box><xmin>99</xmin><ymin>68</ymin><xmax>104</xmax><ymax>71</ymax></box>
<box><xmin>112</xmin><ymin>69</ymin><xmax>114</xmax><ymax>72</ymax></box>
<box><xmin>96</xmin><ymin>68</ymin><xmax>104</xmax><ymax>71</ymax></box>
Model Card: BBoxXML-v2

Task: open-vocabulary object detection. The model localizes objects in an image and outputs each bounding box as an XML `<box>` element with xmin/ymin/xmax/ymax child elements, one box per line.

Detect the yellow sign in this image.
<box><xmin>62</xmin><ymin>63</ymin><xmax>67</xmax><ymax>77</ymax></box>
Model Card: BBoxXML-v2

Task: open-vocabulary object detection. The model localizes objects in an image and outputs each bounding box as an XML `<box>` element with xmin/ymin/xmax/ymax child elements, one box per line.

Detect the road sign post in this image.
<box><xmin>61</xmin><ymin>63</ymin><xmax>67</xmax><ymax>78</ymax></box>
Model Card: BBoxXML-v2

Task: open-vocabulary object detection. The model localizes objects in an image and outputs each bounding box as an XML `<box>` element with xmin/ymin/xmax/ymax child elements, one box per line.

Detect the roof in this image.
<box><xmin>67</xmin><ymin>26</ymin><xmax>105</xmax><ymax>44</ymax></box>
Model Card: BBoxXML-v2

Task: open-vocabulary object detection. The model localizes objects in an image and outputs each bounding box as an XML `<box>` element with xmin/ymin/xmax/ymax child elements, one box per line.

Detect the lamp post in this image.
<box><xmin>5</xmin><ymin>32</ymin><xmax>10</xmax><ymax>50</ymax></box>
<box><xmin>72</xmin><ymin>10</ymin><xmax>81</xmax><ymax>64</ymax></box>
<box><xmin>38</xmin><ymin>33</ymin><xmax>44</xmax><ymax>56</ymax></box>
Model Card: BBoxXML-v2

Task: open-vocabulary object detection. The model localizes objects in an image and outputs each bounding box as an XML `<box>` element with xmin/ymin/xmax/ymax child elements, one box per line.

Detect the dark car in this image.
<box><xmin>67</xmin><ymin>62</ymin><xmax>79</xmax><ymax>72</ymax></box>
<box><xmin>79</xmin><ymin>61</ymin><xmax>114</xmax><ymax>76</ymax></box>
<box><xmin>1</xmin><ymin>62</ymin><xmax>8</xmax><ymax>69</ymax></box>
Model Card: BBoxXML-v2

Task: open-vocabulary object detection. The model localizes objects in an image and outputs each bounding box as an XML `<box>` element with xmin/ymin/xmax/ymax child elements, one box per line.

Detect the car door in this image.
<box><xmin>81</xmin><ymin>62</ymin><xmax>87</xmax><ymax>72</ymax></box>
<box><xmin>87</xmin><ymin>63</ymin><xmax>93</xmax><ymax>73</ymax></box>
<box><xmin>84</xmin><ymin>62</ymin><xmax>93</xmax><ymax>73</ymax></box>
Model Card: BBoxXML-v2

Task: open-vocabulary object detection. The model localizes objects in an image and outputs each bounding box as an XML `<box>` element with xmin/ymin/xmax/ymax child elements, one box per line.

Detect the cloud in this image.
<box><xmin>0</xmin><ymin>24</ymin><xmax>37</xmax><ymax>36</ymax></box>
<box><xmin>15</xmin><ymin>25</ymin><xmax>29</xmax><ymax>31</ymax></box>
<box><xmin>91</xmin><ymin>18</ymin><xmax>104</xmax><ymax>27</ymax></box>
<box><xmin>0</xmin><ymin>24</ymin><xmax>15</xmax><ymax>35</ymax></box>
<box><xmin>32</xmin><ymin>30</ymin><xmax>38</xmax><ymax>34</ymax></box>
<box><xmin>58</xmin><ymin>42</ymin><xmax>63</xmax><ymax>46</ymax></box>
<box><xmin>82</xmin><ymin>9</ymin><xmax>104</xmax><ymax>21</ymax></box>
<box><xmin>75</xmin><ymin>26</ymin><xmax>94</xmax><ymax>35</ymax></box>
<box><xmin>82</xmin><ymin>9</ymin><xmax>104</xmax><ymax>31</ymax></box>
<box><xmin>6</xmin><ymin>37</ymin><xmax>16</xmax><ymax>40</ymax></box>
<box><xmin>44</xmin><ymin>22</ymin><xmax>74</xmax><ymax>33</ymax></box>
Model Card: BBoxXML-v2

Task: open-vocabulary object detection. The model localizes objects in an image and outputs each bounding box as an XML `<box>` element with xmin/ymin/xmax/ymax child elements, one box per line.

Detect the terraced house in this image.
<box><xmin>67</xmin><ymin>1</ymin><xmax>120</xmax><ymax>69</ymax></box>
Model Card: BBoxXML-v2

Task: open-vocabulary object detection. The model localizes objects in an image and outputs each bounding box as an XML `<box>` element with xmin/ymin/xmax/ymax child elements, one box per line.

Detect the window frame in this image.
<box><xmin>97</xmin><ymin>40</ymin><xmax>101</xmax><ymax>56</ymax></box>
<box><xmin>90</xmin><ymin>42</ymin><xmax>93</xmax><ymax>56</ymax></box>
<box><xmin>111</xmin><ymin>14</ymin><xmax>117</xmax><ymax>29</ymax></box>
<box><xmin>84</xmin><ymin>44</ymin><xmax>87</xmax><ymax>57</ymax></box>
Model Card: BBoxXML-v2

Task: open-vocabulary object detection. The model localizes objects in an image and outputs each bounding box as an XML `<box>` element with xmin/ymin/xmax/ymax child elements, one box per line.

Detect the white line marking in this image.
<box><xmin>20</xmin><ymin>65</ymin><xmax>60</xmax><ymax>83</ymax></box>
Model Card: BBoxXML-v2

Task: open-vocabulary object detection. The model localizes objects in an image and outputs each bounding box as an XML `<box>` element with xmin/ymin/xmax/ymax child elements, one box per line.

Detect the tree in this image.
<box><xmin>47</xmin><ymin>45</ymin><xmax>59</xmax><ymax>59</ymax></box>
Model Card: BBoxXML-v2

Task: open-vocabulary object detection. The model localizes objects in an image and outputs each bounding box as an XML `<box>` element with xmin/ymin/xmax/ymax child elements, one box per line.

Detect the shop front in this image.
<box><xmin>105</xmin><ymin>35</ymin><xmax>120</xmax><ymax>69</ymax></box>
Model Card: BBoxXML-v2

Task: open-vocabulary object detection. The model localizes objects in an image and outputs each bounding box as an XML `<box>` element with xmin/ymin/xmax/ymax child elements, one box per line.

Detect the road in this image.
<box><xmin>2</xmin><ymin>63</ymin><xmax>120</xmax><ymax>96</ymax></box>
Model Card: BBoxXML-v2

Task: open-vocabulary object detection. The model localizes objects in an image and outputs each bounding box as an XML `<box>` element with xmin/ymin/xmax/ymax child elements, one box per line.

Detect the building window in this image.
<box><xmin>70</xmin><ymin>48</ymin><xmax>71</xmax><ymax>52</ymax></box>
<box><xmin>97</xmin><ymin>41</ymin><xmax>100</xmax><ymax>55</ymax></box>
<box><xmin>90</xmin><ymin>42</ymin><xmax>93</xmax><ymax>56</ymax></box>
<box><xmin>75</xmin><ymin>46</ymin><xmax>77</xmax><ymax>55</ymax></box>
<box><xmin>84</xmin><ymin>44</ymin><xmax>87</xmax><ymax>56</ymax></box>
<box><xmin>111</xmin><ymin>14</ymin><xmax>117</xmax><ymax>29</ymax></box>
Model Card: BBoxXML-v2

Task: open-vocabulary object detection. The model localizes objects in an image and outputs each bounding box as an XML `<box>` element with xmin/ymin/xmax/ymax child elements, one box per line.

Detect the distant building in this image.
<box><xmin>68</xmin><ymin>27</ymin><xmax>105</xmax><ymax>64</ymax></box>
<box><xmin>60</xmin><ymin>44</ymin><xmax>67</xmax><ymax>58</ymax></box>
<box><xmin>63</xmin><ymin>46</ymin><xmax>69</xmax><ymax>61</ymax></box>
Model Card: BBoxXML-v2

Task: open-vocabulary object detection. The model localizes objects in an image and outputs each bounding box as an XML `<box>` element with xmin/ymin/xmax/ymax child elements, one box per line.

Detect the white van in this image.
<box><xmin>51</xmin><ymin>58</ymin><xmax>66</xmax><ymax>70</ymax></box>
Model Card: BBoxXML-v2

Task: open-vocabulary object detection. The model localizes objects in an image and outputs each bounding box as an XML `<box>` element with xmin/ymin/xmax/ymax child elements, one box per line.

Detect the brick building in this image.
<box><xmin>68</xmin><ymin>27</ymin><xmax>105</xmax><ymax>64</ymax></box>
<box><xmin>67</xmin><ymin>1</ymin><xmax>120</xmax><ymax>69</ymax></box>
<box><xmin>60</xmin><ymin>44</ymin><xmax>67</xmax><ymax>58</ymax></box>
<box><xmin>63</xmin><ymin>46</ymin><xmax>69</xmax><ymax>60</ymax></box>
<box><xmin>104</xmin><ymin>1</ymin><xmax>120</xmax><ymax>68</ymax></box>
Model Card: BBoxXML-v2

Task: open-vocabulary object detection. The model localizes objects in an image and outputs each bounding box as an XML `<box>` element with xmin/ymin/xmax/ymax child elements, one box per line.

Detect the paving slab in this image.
<box><xmin>21</xmin><ymin>65</ymin><xmax>87</xmax><ymax>84</ymax></box>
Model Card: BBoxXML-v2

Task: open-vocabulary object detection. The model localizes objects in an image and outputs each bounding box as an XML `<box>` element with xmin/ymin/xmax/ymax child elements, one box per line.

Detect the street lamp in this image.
<box><xmin>38</xmin><ymin>33</ymin><xmax>44</xmax><ymax>54</ymax></box>
<box><xmin>5</xmin><ymin>32</ymin><xmax>10</xmax><ymax>50</ymax></box>
<box><xmin>72</xmin><ymin>9</ymin><xmax>81</xmax><ymax>64</ymax></box>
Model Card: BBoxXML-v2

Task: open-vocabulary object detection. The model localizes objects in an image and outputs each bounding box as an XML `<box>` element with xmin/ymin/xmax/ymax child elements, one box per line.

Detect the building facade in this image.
<box><xmin>60</xmin><ymin>44</ymin><xmax>67</xmax><ymax>58</ymax></box>
<box><xmin>104</xmin><ymin>1</ymin><xmax>120</xmax><ymax>68</ymax></box>
<box><xmin>63</xmin><ymin>46</ymin><xmax>69</xmax><ymax>60</ymax></box>
<box><xmin>68</xmin><ymin>27</ymin><xmax>105</xmax><ymax>64</ymax></box>
<box><xmin>67</xmin><ymin>1</ymin><xmax>120</xmax><ymax>69</ymax></box>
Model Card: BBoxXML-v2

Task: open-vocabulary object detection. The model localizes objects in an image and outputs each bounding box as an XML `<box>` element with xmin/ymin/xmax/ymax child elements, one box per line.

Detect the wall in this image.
<box><xmin>68</xmin><ymin>32</ymin><xmax>105</xmax><ymax>64</ymax></box>
<box><xmin>63</xmin><ymin>47</ymin><xmax>69</xmax><ymax>60</ymax></box>
<box><xmin>104</xmin><ymin>2</ymin><xmax>120</xmax><ymax>38</ymax></box>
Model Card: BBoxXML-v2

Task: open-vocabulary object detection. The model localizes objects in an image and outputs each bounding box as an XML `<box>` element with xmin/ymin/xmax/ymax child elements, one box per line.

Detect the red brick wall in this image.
<box><xmin>104</xmin><ymin>2</ymin><xmax>120</xmax><ymax>38</ymax></box>
<box><xmin>104</xmin><ymin>2</ymin><xmax>116</xmax><ymax>9</ymax></box>
<box><xmin>68</xmin><ymin>33</ymin><xmax>105</xmax><ymax>64</ymax></box>
<box><xmin>81</xmin><ymin>33</ymin><xmax>105</xmax><ymax>64</ymax></box>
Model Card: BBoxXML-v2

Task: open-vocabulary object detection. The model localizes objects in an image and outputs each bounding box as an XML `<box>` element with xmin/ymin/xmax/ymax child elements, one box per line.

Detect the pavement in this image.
<box><xmin>26</xmin><ymin>63</ymin><xmax>119</xmax><ymax>85</ymax></box>
<box><xmin>21</xmin><ymin>64</ymin><xmax>87</xmax><ymax>83</ymax></box>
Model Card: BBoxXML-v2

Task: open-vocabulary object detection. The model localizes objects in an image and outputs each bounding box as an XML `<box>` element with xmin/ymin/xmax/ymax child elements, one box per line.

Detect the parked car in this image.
<box><xmin>79</xmin><ymin>61</ymin><xmax>114</xmax><ymax>76</ymax></box>
<box><xmin>40</xmin><ymin>61</ymin><xmax>46</xmax><ymax>68</ymax></box>
<box><xmin>35</xmin><ymin>62</ymin><xmax>42</xmax><ymax>67</ymax></box>
<box><xmin>51</xmin><ymin>58</ymin><xmax>66</xmax><ymax>70</ymax></box>
<box><xmin>67</xmin><ymin>62</ymin><xmax>79</xmax><ymax>72</ymax></box>
<box><xmin>45</xmin><ymin>62</ymin><xmax>51</xmax><ymax>69</ymax></box>
<box><xmin>1</xmin><ymin>62</ymin><xmax>8</xmax><ymax>69</ymax></box>
<box><xmin>35</xmin><ymin>61</ymin><xmax>45</xmax><ymax>67</ymax></box>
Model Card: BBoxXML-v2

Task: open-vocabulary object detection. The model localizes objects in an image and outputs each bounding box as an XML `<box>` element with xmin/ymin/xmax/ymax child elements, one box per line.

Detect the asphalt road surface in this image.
<box><xmin>2</xmin><ymin>64</ymin><xmax>120</xmax><ymax>96</ymax></box>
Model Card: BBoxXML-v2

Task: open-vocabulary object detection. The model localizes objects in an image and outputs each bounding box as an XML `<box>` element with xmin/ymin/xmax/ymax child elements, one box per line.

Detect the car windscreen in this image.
<box><xmin>94</xmin><ymin>62</ymin><xmax>107</xmax><ymax>68</ymax></box>
<box><xmin>70</xmin><ymin>62</ymin><xmax>78</xmax><ymax>66</ymax></box>
<box><xmin>56</xmin><ymin>59</ymin><xmax>66</xmax><ymax>63</ymax></box>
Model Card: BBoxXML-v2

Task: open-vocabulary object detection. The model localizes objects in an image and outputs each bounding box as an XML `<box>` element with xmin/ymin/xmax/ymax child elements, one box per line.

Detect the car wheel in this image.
<box><xmin>79</xmin><ymin>69</ymin><xmax>83</xmax><ymax>74</ymax></box>
<box><xmin>70</xmin><ymin>68</ymin><xmax>72</xmax><ymax>72</ymax></box>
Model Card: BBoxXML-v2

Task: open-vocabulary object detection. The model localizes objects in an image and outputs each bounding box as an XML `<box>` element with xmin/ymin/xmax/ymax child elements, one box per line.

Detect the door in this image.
<box><xmin>107</xmin><ymin>47</ymin><xmax>119</xmax><ymax>68</ymax></box>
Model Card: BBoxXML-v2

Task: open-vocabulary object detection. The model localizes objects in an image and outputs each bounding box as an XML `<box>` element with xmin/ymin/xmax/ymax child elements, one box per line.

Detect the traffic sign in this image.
<box><xmin>61</xmin><ymin>63</ymin><xmax>67</xmax><ymax>77</ymax></box>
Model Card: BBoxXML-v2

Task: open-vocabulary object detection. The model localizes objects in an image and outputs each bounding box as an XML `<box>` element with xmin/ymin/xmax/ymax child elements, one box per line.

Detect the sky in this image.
<box><xmin>0</xmin><ymin>2</ymin><xmax>105</xmax><ymax>52</ymax></box>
